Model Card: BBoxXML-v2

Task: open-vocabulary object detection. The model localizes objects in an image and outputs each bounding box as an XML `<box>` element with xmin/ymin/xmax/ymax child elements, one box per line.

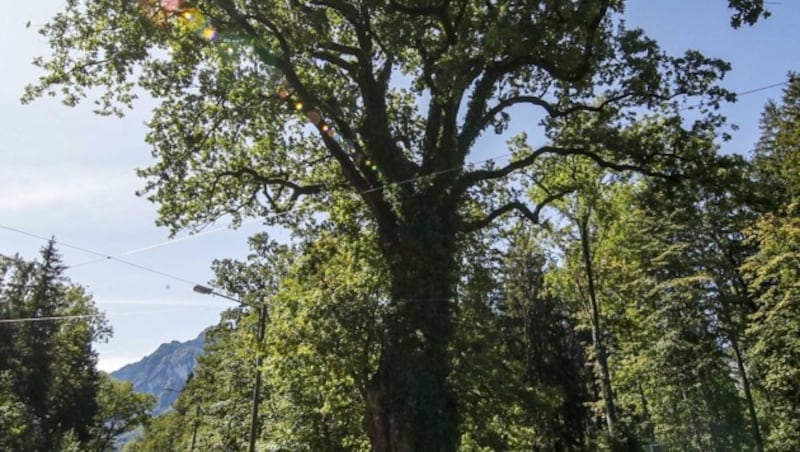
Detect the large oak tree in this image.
<box><xmin>26</xmin><ymin>1</ymin><xmax>765</xmax><ymax>449</ymax></box>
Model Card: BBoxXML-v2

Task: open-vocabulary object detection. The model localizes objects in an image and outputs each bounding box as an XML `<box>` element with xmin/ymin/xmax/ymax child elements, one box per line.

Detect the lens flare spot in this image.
<box><xmin>201</xmin><ymin>26</ymin><xmax>217</xmax><ymax>41</ymax></box>
<box><xmin>181</xmin><ymin>9</ymin><xmax>197</xmax><ymax>21</ymax></box>
<box><xmin>138</xmin><ymin>1</ymin><xmax>352</xmax><ymax>158</ymax></box>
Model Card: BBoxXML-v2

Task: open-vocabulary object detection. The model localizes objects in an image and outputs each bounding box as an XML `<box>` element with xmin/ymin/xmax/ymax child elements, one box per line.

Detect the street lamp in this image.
<box><xmin>193</xmin><ymin>284</ymin><xmax>242</xmax><ymax>303</ymax></box>
<box><xmin>193</xmin><ymin>284</ymin><xmax>266</xmax><ymax>452</ymax></box>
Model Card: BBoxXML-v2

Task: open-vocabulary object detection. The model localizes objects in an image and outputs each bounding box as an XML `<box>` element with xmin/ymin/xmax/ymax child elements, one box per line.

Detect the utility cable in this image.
<box><xmin>735</xmin><ymin>81</ymin><xmax>787</xmax><ymax>97</ymax></box>
<box><xmin>0</xmin><ymin>306</ymin><xmax>223</xmax><ymax>324</ymax></box>
<box><xmin>0</xmin><ymin>314</ymin><xmax>99</xmax><ymax>324</ymax></box>
<box><xmin>6</xmin><ymin>81</ymin><xmax>785</xmax><ymax>274</ymax></box>
<box><xmin>679</xmin><ymin>81</ymin><xmax>787</xmax><ymax>111</ymax></box>
<box><xmin>0</xmin><ymin>224</ymin><xmax>198</xmax><ymax>287</ymax></box>
<box><xmin>68</xmin><ymin>216</ymin><xmax>267</xmax><ymax>269</ymax></box>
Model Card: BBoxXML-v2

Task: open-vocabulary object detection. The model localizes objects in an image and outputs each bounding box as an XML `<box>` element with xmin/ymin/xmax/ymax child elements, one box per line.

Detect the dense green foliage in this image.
<box><xmin>743</xmin><ymin>74</ymin><xmax>800</xmax><ymax>451</ymax></box>
<box><xmin>0</xmin><ymin>242</ymin><xmax>155</xmax><ymax>451</ymax></box>
<box><xmin>128</xmin><ymin>75</ymin><xmax>800</xmax><ymax>451</ymax></box>
<box><xmin>24</xmin><ymin>0</ymin><xmax>797</xmax><ymax>450</ymax></box>
<box><xmin>91</xmin><ymin>377</ymin><xmax>158</xmax><ymax>451</ymax></box>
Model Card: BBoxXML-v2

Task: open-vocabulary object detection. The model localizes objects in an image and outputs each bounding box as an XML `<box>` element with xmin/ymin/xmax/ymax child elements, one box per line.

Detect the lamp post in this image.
<box><xmin>193</xmin><ymin>284</ymin><xmax>266</xmax><ymax>452</ymax></box>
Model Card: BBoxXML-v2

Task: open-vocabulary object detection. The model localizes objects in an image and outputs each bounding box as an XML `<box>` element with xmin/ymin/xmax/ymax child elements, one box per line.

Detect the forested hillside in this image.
<box><xmin>16</xmin><ymin>0</ymin><xmax>800</xmax><ymax>450</ymax></box>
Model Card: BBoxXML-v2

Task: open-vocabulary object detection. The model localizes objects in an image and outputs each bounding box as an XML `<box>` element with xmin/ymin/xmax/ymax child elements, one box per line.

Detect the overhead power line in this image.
<box><xmin>0</xmin><ymin>314</ymin><xmax>99</xmax><ymax>324</ymax></box>
<box><xmin>1</xmin><ymin>223</ymin><xmax>461</xmax><ymax>306</ymax></box>
<box><xmin>1</xmin><ymin>223</ymin><xmax>454</xmax><ymax>307</ymax></box>
<box><xmin>0</xmin><ymin>224</ymin><xmax>198</xmax><ymax>287</ymax></box>
<box><xmin>0</xmin><ymin>306</ymin><xmax>223</xmax><ymax>324</ymax></box>
<box><xmin>680</xmin><ymin>81</ymin><xmax>787</xmax><ymax>111</ymax></box>
<box><xmin>3</xmin><ymin>81</ymin><xmax>786</xmax><ymax>276</ymax></box>
<box><xmin>68</xmin><ymin>215</ymin><xmax>269</xmax><ymax>269</ymax></box>
<box><xmin>735</xmin><ymin>81</ymin><xmax>787</xmax><ymax>97</ymax></box>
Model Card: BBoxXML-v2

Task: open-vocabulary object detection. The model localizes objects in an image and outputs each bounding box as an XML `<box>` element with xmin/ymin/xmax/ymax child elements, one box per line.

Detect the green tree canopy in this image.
<box><xmin>26</xmin><ymin>1</ymin><xmax>755</xmax><ymax>449</ymax></box>
<box><xmin>743</xmin><ymin>75</ymin><xmax>800</xmax><ymax>451</ymax></box>
<box><xmin>91</xmin><ymin>375</ymin><xmax>156</xmax><ymax>451</ymax></box>
<box><xmin>1</xmin><ymin>242</ymin><xmax>152</xmax><ymax>451</ymax></box>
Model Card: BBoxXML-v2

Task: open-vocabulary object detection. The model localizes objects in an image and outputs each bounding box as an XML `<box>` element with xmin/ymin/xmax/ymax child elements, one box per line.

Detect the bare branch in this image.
<box><xmin>215</xmin><ymin>168</ymin><xmax>324</xmax><ymax>196</ymax></box>
<box><xmin>460</xmin><ymin>201</ymin><xmax>536</xmax><ymax>232</ymax></box>
<box><xmin>457</xmin><ymin>145</ymin><xmax>679</xmax><ymax>195</ymax></box>
<box><xmin>318</xmin><ymin>42</ymin><xmax>363</xmax><ymax>58</ymax></box>
<box><xmin>459</xmin><ymin>189</ymin><xmax>569</xmax><ymax>233</ymax></box>
<box><xmin>377</xmin><ymin>53</ymin><xmax>394</xmax><ymax>88</ymax></box>
<box><xmin>311</xmin><ymin>50</ymin><xmax>357</xmax><ymax>74</ymax></box>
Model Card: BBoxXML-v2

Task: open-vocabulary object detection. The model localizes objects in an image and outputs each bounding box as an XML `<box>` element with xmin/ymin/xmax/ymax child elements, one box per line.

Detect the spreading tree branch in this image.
<box><xmin>458</xmin><ymin>3</ymin><xmax>610</xmax><ymax>157</ymax></box>
<box><xmin>457</xmin><ymin>145</ymin><xmax>679</xmax><ymax>196</ymax></box>
<box><xmin>388</xmin><ymin>0</ymin><xmax>456</xmax><ymax>45</ymax></box>
<box><xmin>311</xmin><ymin>51</ymin><xmax>357</xmax><ymax>74</ymax></box>
<box><xmin>214</xmin><ymin>168</ymin><xmax>324</xmax><ymax>196</ymax></box>
<box><xmin>214</xmin><ymin>0</ymin><xmax>400</xmax><ymax>234</ymax></box>
<box><xmin>459</xmin><ymin>188</ymin><xmax>573</xmax><ymax>233</ymax></box>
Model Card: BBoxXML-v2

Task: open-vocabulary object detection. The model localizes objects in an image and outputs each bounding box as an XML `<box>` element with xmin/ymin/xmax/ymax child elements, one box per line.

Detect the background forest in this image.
<box><xmin>0</xmin><ymin>243</ymin><xmax>154</xmax><ymax>451</ymax></box>
<box><xmin>2</xmin><ymin>0</ymin><xmax>799</xmax><ymax>451</ymax></box>
<box><xmin>125</xmin><ymin>75</ymin><xmax>800</xmax><ymax>451</ymax></box>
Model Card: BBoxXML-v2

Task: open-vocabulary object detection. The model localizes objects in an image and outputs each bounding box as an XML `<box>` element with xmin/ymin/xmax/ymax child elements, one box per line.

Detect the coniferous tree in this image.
<box><xmin>743</xmin><ymin>74</ymin><xmax>800</xmax><ymax>451</ymax></box>
<box><xmin>752</xmin><ymin>73</ymin><xmax>800</xmax><ymax>209</ymax></box>
<box><xmin>502</xmin><ymin>226</ymin><xmax>592</xmax><ymax>451</ymax></box>
<box><xmin>0</xmin><ymin>242</ymin><xmax>149</xmax><ymax>451</ymax></box>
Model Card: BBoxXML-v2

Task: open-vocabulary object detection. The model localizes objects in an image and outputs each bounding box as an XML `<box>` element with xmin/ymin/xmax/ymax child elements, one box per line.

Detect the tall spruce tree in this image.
<box><xmin>743</xmin><ymin>74</ymin><xmax>800</xmax><ymax>451</ymax></box>
<box><xmin>501</xmin><ymin>226</ymin><xmax>592</xmax><ymax>450</ymax></box>
<box><xmin>600</xmin><ymin>178</ymin><xmax>753</xmax><ymax>451</ymax></box>
<box><xmin>0</xmin><ymin>242</ymin><xmax>147</xmax><ymax>451</ymax></box>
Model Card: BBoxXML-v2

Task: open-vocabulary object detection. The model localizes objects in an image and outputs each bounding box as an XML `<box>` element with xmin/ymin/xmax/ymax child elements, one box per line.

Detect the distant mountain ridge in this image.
<box><xmin>110</xmin><ymin>332</ymin><xmax>205</xmax><ymax>415</ymax></box>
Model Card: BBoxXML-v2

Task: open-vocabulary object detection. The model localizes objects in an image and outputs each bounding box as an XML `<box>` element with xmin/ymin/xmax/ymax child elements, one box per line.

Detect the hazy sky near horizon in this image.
<box><xmin>2</xmin><ymin>1</ymin><xmax>798</xmax><ymax>372</ymax></box>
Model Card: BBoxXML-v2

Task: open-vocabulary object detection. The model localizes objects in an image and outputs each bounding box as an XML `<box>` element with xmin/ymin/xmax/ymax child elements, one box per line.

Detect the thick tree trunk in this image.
<box><xmin>363</xmin><ymin>201</ymin><xmax>459</xmax><ymax>452</ymax></box>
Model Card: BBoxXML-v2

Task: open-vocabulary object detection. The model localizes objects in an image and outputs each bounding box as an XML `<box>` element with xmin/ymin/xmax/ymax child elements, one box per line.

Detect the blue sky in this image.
<box><xmin>2</xmin><ymin>1</ymin><xmax>798</xmax><ymax>372</ymax></box>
